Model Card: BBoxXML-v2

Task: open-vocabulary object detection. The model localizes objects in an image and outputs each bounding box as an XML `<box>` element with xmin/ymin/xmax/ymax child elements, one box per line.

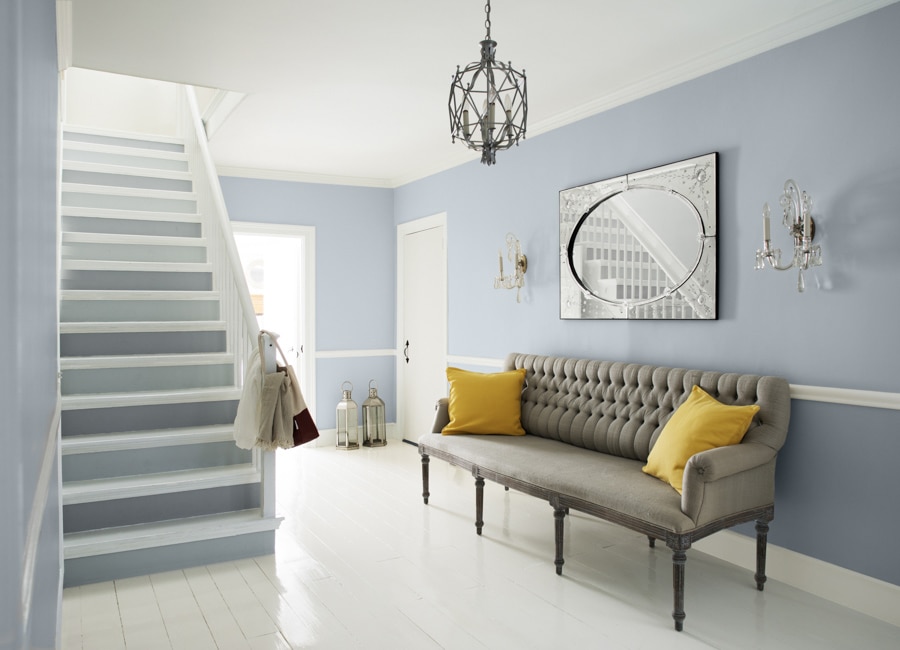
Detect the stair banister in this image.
<box><xmin>177</xmin><ymin>84</ymin><xmax>276</xmax><ymax>519</ymax></box>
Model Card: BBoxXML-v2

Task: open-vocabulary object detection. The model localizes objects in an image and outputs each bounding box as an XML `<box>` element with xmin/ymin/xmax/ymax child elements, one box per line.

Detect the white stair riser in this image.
<box><xmin>60</xmin><ymin>329</ymin><xmax>226</xmax><ymax>357</ymax></box>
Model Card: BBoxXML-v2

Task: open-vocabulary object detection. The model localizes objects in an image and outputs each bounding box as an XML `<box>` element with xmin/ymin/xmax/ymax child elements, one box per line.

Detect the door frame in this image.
<box><xmin>396</xmin><ymin>213</ymin><xmax>447</xmax><ymax>442</ymax></box>
<box><xmin>232</xmin><ymin>221</ymin><xmax>317</xmax><ymax>417</ymax></box>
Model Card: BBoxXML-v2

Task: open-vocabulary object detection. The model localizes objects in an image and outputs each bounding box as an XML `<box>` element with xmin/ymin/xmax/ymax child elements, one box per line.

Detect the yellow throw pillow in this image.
<box><xmin>442</xmin><ymin>367</ymin><xmax>527</xmax><ymax>435</ymax></box>
<box><xmin>643</xmin><ymin>385</ymin><xmax>760</xmax><ymax>494</ymax></box>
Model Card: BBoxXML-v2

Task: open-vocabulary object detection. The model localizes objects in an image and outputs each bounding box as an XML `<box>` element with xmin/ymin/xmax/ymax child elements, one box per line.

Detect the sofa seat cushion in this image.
<box><xmin>419</xmin><ymin>432</ymin><xmax>696</xmax><ymax>533</ymax></box>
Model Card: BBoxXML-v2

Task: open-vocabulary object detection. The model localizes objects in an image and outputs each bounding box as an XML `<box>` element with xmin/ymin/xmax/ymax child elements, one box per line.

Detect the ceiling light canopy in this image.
<box><xmin>449</xmin><ymin>0</ymin><xmax>528</xmax><ymax>166</ymax></box>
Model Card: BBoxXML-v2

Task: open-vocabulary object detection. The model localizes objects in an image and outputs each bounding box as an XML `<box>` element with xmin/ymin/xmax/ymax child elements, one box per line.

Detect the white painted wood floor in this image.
<box><xmin>62</xmin><ymin>442</ymin><xmax>900</xmax><ymax>649</ymax></box>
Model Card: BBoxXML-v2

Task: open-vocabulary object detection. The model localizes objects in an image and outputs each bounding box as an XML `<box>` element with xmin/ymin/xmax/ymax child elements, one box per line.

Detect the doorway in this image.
<box><xmin>232</xmin><ymin>222</ymin><xmax>316</xmax><ymax>418</ymax></box>
<box><xmin>397</xmin><ymin>214</ymin><xmax>447</xmax><ymax>441</ymax></box>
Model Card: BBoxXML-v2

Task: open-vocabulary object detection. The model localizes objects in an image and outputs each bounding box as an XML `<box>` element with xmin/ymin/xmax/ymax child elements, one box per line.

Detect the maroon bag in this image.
<box><xmin>292</xmin><ymin>408</ymin><xmax>319</xmax><ymax>446</ymax></box>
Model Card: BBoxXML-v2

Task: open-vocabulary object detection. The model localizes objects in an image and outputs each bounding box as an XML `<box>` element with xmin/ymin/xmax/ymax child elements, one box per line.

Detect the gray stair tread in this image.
<box><xmin>62</xmin><ymin>424</ymin><xmax>235</xmax><ymax>455</ymax></box>
<box><xmin>62</xmin><ymin>464</ymin><xmax>259</xmax><ymax>505</ymax></box>
<box><xmin>63</xmin><ymin>509</ymin><xmax>280</xmax><ymax>559</ymax></box>
<box><xmin>60</xmin><ymin>352</ymin><xmax>234</xmax><ymax>369</ymax></box>
<box><xmin>59</xmin><ymin>320</ymin><xmax>226</xmax><ymax>333</ymax></box>
<box><xmin>61</xmin><ymin>386</ymin><xmax>242</xmax><ymax>410</ymax></box>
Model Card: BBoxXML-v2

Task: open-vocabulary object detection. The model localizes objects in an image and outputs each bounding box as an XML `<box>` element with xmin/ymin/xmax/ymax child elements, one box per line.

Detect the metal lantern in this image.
<box><xmin>335</xmin><ymin>381</ymin><xmax>359</xmax><ymax>450</ymax></box>
<box><xmin>362</xmin><ymin>379</ymin><xmax>387</xmax><ymax>447</ymax></box>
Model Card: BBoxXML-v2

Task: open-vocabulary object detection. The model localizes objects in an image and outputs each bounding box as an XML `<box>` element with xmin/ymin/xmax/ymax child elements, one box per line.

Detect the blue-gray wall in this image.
<box><xmin>220</xmin><ymin>5</ymin><xmax>900</xmax><ymax>588</ymax></box>
<box><xmin>219</xmin><ymin>177</ymin><xmax>396</xmax><ymax>429</ymax></box>
<box><xmin>394</xmin><ymin>4</ymin><xmax>900</xmax><ymax>587</ymax></box>
<box><xmin>0</xmin><ymin>1</ymin><xmax>62</xmax><ymax>648</ymax></box>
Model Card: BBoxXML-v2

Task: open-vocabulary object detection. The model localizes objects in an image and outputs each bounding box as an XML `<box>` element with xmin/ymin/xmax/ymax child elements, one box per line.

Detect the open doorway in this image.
<box><xmin>232</xmin><ymin>222</ymin><xmax>317</xmax><ymax>420</ymax></box>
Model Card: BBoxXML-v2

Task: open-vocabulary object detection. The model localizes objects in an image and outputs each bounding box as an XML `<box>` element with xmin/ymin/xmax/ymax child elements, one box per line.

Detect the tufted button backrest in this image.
<box><xmin>504</xmin><ymin>353</ymin><xmax>791</xmax><ymax>461</ymax></box>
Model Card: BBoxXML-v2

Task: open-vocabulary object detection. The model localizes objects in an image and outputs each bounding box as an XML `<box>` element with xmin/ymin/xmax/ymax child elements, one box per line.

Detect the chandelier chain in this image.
<box><xmin>484</xmin><ymin>1</ymin><xmax>491</xmax><ymax>40</ymax></box>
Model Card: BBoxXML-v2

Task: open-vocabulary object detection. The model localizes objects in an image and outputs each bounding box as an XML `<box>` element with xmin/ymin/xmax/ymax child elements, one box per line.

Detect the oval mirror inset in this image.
<box><xmin>567</xmin><ymin>187</ymin><xmax>703</xmax><ymax>306</ymax></box>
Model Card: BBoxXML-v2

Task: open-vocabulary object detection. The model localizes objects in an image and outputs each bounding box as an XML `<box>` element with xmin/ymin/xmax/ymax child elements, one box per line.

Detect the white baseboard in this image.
<box><xmin>311</xmin><ymin>423</ymin><xmax>401</xmax><ymax>449</ymax></box>
<box><xmin>694</xmin><ymin>531</ymin><xmax>900</xmax><ymax>627</ymax></box>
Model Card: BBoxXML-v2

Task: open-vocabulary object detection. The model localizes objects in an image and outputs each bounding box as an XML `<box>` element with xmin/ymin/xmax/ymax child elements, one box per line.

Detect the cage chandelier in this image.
<box><xmin>449</xmin><ymin>0</ymin><xmax>528</xmax><ymax>166</ymax></box>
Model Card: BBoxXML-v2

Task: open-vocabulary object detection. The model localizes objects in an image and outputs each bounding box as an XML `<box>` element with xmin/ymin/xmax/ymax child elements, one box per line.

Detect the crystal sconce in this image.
<box><xmin>755</xmin><ymin>179</ymin><xmax>823</xmax><ymax>292</ymax></box>
<box><xmin>494</xmin><ymin>232</ymin><xmax>527</xmax><ymax>302</ymax></box>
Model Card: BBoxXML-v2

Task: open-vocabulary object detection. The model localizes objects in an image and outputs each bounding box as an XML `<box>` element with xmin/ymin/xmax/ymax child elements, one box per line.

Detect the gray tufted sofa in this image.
<box><xmin>417</xmin><ymin>352</ymin><xmax>791</xmax><ymax>631</ymax></box>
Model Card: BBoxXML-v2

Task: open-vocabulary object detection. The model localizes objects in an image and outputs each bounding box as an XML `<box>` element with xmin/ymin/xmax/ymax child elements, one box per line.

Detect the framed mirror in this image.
<box><xmin>560</xmin><ymin>152</ymin><xmax>717</xmax><ymax>320</ymax></box>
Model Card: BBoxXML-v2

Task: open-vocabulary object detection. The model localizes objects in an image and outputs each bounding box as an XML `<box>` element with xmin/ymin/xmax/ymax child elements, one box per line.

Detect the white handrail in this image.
<box><xmin>178</xmin><ymin>85</ymin><xmax>259</xmax><ymax>369</ymax></box>
<box><xmin>177</xmin><ymin>85</ymin><xmax>276</xmax><ymax>519</ymax></box>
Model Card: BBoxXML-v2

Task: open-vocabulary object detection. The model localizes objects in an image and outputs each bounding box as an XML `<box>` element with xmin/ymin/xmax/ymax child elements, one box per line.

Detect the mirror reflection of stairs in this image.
<box><xmin>59</xmin><ymin>125</ymin><xmax>277</xmax><ymax>587</ymax></box>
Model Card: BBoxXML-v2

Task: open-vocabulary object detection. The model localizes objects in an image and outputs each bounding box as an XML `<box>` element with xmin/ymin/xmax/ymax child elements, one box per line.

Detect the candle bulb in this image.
<box><xmin>803</xmin><ymin>212</ymin><xmax>811</xmax><ymax>239</ymax></box>
<box><xmin>498</xmin><ymin>249</ymin><xmax>504</xmax><ymax>277</ymax></box>
<box><xmin>763</xmin><ymin>203</ymin><xmax>771</xmax><ymax>242</ymax></box>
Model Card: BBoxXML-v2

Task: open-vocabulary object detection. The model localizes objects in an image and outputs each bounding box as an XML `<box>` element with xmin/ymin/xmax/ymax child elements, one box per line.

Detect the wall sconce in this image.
<box><xmin>494</xmin><ymin>232</ymin><xmax>527</xmax><ymax>302</ymax></box>
<box><xmin>755</xmin><ymin>179</ymin><xmax>823</xmax><ymax>292</ymax></box>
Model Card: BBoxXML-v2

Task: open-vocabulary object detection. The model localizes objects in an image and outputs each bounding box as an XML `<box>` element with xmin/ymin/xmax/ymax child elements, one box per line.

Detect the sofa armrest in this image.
<box><xmin>431</xmin><ymin>397</ymin><xmax>450</xmax><ymax>434</ymax></box>
<box><xmin>682</xmin><ymin>441</ymin><xmax>778</xmax><ymax>525</ymax></box>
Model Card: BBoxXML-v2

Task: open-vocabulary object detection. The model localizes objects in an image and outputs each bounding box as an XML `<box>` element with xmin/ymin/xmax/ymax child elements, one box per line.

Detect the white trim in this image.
<box><xmin>790</xmin><ymin>383</ymin><xmax>900</xmax><ymax>411</ymax></box>
<box><xmin>200</xmin><ymin>90</ymin><xmax>246</xmax><ymax>140</ymax></box>
<box><xmin>443</xmin><ymin>355</ymin><xmax>900</xmax><ymax>410</ymax></box>
<box><xmin>60</xmin><ymin>352</ymin><xmax>233</xmax><ymax>369</ymax></box>
<box><xmin>60</xmin><ymin>259</ymin><xmax>212</xmax><ymax>273</ymax></box>
<box><xmin>56</xmin><ymin>1</ymin><xmax>73</xmax><ymax>72</ymax></box>
<box><xmin>218</xmin><ymin>166</ymin><xmax>394</xmax><ymax>189</ymax></box>
<box><xmin>693</xmin><ymin>530</ymin><xmax>900</xmax><ymax>628</ymax></box>
<box><xmin>446</xmin><ymin>355</ymin><xmax>505</xmax><ymax>369</ymax></box>
<box><xmin>20</xmin><ymin>398</ymin><xmax>61</xmax><ymax>643</ymax></box>
<box><xmin>61</xmin><ymin>386</ymin><xmax>242</xmax><ymax>410</ymax></box>
<box><xmin>317</xmin><ymin>349</ymin><xmax>396</xmax><ymax>359</ymax></box>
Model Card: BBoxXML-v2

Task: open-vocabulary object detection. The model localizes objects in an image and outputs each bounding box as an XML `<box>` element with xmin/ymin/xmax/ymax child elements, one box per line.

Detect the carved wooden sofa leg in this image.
<box><xmin>475</xmin><ymin>474</ymin><xmax>485</xmax><ymax>535</ymax></box>
<box><xmin>648</xmin><ymin>536</ymin><xmax>656</xmax><ymax>548</ymax></box>
<box><xmin>668</xmin><ymin>535</ymin><xmax>691</xmax><ymax>632</ymax></box>
<box><xmin>419</xmin><ymin>453</ymin><xmax>430</xmax><ymax>504</ymax></box>
<box><xmin>756</xmin><ymin>517</ymin><xmax>771</xmax><ymax>591</ymax></box>
<box><xmin>549</xmin><ymin>497</ymin><xmax>567</xmax><ymax>575</ymax></box>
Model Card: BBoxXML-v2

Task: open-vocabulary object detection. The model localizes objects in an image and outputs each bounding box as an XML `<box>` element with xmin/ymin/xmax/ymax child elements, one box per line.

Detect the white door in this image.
<box><xmin>232</xmin><ymin>223</ymin><xmax>316</xmax><ymax>418</ymax></box>
<box><xmin>398</xmin><ymin>215</ymin><xmax>447</xmax><ymax>441</ymax></box>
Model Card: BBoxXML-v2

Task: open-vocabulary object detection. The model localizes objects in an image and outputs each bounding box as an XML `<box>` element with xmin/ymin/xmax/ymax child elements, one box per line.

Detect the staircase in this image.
<box><xmin>59</xmin><ymin>123</ymin><xmax>278</xmax><ymax>587</ymax></box>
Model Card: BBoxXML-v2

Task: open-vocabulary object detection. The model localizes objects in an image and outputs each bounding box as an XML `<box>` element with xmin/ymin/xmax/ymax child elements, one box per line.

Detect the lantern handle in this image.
<box><xmin>341</xmin><ymin>380</ymin><xmax>353</xmax><ymax>393</ymax></box>
<box><xmin>369</xmin><ymin>379</ymin><xmax>378</xmax><ymax>391</ymax></box>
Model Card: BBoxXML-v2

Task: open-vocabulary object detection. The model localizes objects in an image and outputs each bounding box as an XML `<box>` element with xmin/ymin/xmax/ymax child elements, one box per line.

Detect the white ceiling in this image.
<box><xmin>66</xmin><ymin>0</ymin><xmax>896</xmax><ymax>187</ymax></box>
